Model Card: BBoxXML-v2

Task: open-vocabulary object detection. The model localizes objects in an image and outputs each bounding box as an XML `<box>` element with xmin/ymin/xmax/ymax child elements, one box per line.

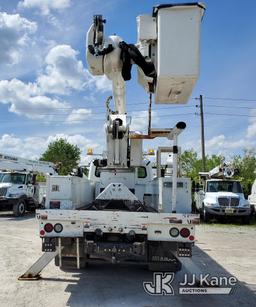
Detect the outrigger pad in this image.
<box><xmin>18</xmin><ymin>274</ymin><xmax>41</xmax><ymax>281</ymax></box>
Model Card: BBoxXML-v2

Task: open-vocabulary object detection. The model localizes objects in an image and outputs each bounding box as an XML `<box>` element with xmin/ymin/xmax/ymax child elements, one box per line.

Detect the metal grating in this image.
<box><xmin>218</xmin><ymin>197</ymin><xmax>239</xmax><ymax>207</ymax></box>
<box><xmin>218</xmin><ymin>197</ymin><xmax>229</xmax><ymax>206</ymax></box>
<box><xmin>0</xmin><ymin>187</ymin><xmax>7</xmax><ymax>197</ymax></box>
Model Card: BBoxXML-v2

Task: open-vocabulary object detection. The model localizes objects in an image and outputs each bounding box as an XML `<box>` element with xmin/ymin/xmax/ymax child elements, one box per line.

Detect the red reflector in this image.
<box><xmin>189</xmin><ymin>235</ymin><xmax>195</xmax><ymax>241</ymax></box>
<box><xmin>44</xmin><ymin>223</ymin><xmax>53</xmax><ymax>233</ymax></box>
<box><xmin>40</xmin><ymin>230</ymin><xmax>45</xmax><ymax>236</ymax></box>
<box><xmin>180</xmin><ymin>228</ymin><xmax>190</xmax><ymax>238</ymax></box>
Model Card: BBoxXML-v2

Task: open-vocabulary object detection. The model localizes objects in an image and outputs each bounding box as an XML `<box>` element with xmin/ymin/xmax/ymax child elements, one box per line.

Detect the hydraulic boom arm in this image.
<box><xmin>0</xmin><ymin>152</ymin><xmax>57</xmax><ymax>175</ymax></box>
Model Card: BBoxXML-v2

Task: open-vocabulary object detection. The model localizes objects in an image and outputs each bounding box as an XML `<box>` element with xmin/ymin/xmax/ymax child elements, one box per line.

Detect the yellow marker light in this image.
<box><xmin>148</xmin><ymin>149</ymin><xmax>155</xmax><ymax>156</ymax></box>
<box><xmin>87</xmin><ymin>148</ymin><xmax>93</xmax><ymax>155</ymax></box>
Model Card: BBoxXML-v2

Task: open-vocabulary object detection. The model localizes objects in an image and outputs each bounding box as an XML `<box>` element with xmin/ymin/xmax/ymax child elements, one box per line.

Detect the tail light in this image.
<box><xmin>169</xmin><ymin>227</ymin><xmax>179</xmax><ymax>237</ymax></box>
<box><xmin>44</xmin><ymin>223</ymin><xmax>53</xmax><ymax>233</ymax></box>
<box><xmin>54</xmin><ymin>223</ymin><xmax>63</xmax><ymax>233</ymax></box>
<box><xmin>180</xmin><ymin>227</ymin><xmax>190</xmax><ymax>238</ymax></box>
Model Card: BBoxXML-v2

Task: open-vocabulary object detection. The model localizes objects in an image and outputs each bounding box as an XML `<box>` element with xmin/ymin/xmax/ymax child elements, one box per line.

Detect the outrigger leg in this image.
<box><xmin>18</xmin><ymin>248</ymin><xmax>60</xmax><ymax>280</ymax></box>
<box><xmin>19</xmin><ymin>238</ymin><xmax>65</xmax><ymax>280</ymax></box>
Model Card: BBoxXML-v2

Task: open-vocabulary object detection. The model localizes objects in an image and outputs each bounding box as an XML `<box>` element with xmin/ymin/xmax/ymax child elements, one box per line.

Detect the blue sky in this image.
<box><xmin>0</xmin><ymin>0</ymin><xmax>255</xmax><ymax>163</ymax></box>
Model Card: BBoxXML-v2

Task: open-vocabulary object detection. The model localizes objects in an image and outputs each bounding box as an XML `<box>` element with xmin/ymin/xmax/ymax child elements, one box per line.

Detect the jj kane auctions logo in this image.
<box><xmin>143</xmin><ymin>273</ymin><xmax>237</xmax><ymax>295</ymax></box>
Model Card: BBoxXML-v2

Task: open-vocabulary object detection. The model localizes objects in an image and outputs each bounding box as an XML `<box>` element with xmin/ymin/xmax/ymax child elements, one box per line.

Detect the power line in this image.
<box><xmin>205</xmin><ymin>104</ymin><xmax>256</xmax><ymax>110</ymax></box>
<box><xmin>204</xmin><ymin>112</ymin><xmax>256</xmax><ymax>117</ymax></box>
<box><xmin>0</xmin><ymin>111</ymin><xmax>255</xmax><ymax>123</ymax></box>
<box><xmin>0</xmin><ymin>104</ymin><xmax>195</xmax><ymax>112</ymax></box>
<box><xmin>1</xmin><ymin>106</ymin><xmax>195</xmax><ymax>116</ymax></box>
<box><xmin>0</xmin><ymin>112</ymin><xmax>196</xmax><ymax>123</ymax></box>
<box><xmin>1</xmin><ymin>103</ymin><xmax>254</xmax><ymax>117</ymax></box>
<box><xmin>196</xmin><ymin>96</ymin><xmax>256</xmax><ymax>102</ymax></box>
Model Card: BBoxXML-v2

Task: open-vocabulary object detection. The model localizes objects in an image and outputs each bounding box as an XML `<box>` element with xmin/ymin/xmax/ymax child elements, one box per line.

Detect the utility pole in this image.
<box><xmin>199</xmin><ymin>94</ymin><xmax>206</xmax><ymax>171</ymax></box>
<box><xmin>148</xmin><ymin>93</ymin><xmax>152</xmax><ymax>135</ymax></box>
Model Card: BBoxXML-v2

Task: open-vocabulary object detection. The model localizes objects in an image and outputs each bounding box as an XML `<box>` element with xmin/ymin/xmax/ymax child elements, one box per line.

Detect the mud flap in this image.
<box><xmin>147</xmin><ymin>241</ymin><xmax>182</xmax><ymax>272</ymax></box>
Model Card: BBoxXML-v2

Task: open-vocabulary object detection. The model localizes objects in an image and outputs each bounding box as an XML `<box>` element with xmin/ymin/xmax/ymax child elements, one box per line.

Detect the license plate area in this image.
<box><xmin>225</xmin><ymin>208</ymin><xmax>234</xmax><ymax>214</ymax></box>
<box><xmin>42</xmin><ymin>237</ymin><xmax>56</xmax><ymax>252</ymax></box>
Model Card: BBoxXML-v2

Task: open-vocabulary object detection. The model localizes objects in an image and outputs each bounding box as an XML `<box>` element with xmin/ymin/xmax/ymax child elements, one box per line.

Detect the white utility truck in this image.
<box><xmin>0</xmin><ymin>153</ymin><xmax>57</xmax><ymax>216</ymax></box>
<box><xmin>194</xmin><ymin>162</ymin><xmax>251</xmax><ymax>223</ymax></box>
<box><xmin>20</xmin><ymin>3</ymin><xmax>205</xmax><ymax>279</ymax></box>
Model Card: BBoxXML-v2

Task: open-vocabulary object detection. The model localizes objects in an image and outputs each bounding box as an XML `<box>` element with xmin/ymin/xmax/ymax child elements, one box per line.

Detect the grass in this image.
<box><xmin>201</xmin><ymin>215</ymin><xmax>256</xmax><ymax>228</ymax></box>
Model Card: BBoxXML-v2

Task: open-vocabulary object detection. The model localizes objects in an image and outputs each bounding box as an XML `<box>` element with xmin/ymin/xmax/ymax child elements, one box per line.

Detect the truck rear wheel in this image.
<box><xmin>55</xmin><ymin>256</ymin><xmax>88</xmax><ymax>269</ymax></box>
<box><xmin>241</xmin><ymin>215</ymin><xmax>251</xmax><ymax>225</ymax></box>
<box><xmin>202</xmin><ymin>205</ymin><xmax>210</xmax><ymax>223</ymax></box>
<box><xmin>13</xmin><ymin>200</ymin><xmax>26</xmax><ymax>217</ymax></box>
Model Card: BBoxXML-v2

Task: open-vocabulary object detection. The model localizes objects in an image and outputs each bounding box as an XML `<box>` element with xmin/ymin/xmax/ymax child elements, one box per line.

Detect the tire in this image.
<box><xmin>202</xmin><ymin>205</ymin><xmax>210</xmax><ymax>223</ymax></box>
<box><xmin>241</xmin><ymin>215</ymin><xmax>251</xmax><ymax>225</ymax></box>
<box><xmin>55</xmin><ymin>256</ymin><xmax>88</xmax><ymax>269</ymax></box>
<box><xmin>13</xmin><ymin>200</ymin><xmax>26</xmax><ymax>217</ymax></box>
<box><xmin>27</xmin><ymin>206</ymin><xmax>36</xmax><ymax>213</ymax></box>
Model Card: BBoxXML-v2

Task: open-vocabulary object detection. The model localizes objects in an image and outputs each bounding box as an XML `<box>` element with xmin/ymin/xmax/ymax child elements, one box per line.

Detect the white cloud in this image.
<box><xmin>91</xmin><ymin>75</ymin><xmax>112</xmax><ymax>92</ymax></box>
<box><xmin>205</xmin><ymin>134</ymin><xmax>255</xmax><ymax>156</ymax></box>
<box><xmin>66</xmin><ymin>108</ymin><xmax>92</xmax><ymax>124</ymax></box>
<box><xmin>130</xmin><ymin>110</ymin><xmax>159</xmax><ymax>132</ymax></box>
<box><xmin>0</xmin><ymin>78</ymin><xmax>69</xmax><ymax>119</ymax></box>
<box><xmin>37</xmin><ymin>45</ymin><xmax>111</xmax><ymax>95</ymax></box>
<box><xmin>0</xmin><ymin>43</ymin><xmax>111</xmax><ymax>120</ymax></box>
<box><xmin>247</xmin><ymin>122</ymin><xmax>256</xmax><ymax>139</ymax></box>
<box><xmin>0</xmin><ymin>12</ymin><xmax>37</xmax><ymax>65</ymax></box>
<box><xmin>205</xmin><ymin>135</ymin><xmax>225</xmax><ymax>150</ymax></box>
<box><xmin>0</xmin><ymin>133</ymin><xmax>99</xmax><ymax>163</ymax></box>
<box><xmin>246</xmin><ymin>109</ymin><xmax>256</xmax><ymax>139</ymax></box>
<box><xmin>37</xmin><ymin>44</ymin><xmax>90</xmax><ymax>95</ymax></box>
<box><xmin>18</xmin><ymin>0</ymin><xmax>71</xmax><ymax>15</ymax></box>
<box><xmin>184</xmin><ymin>133</ymin><xmax>256</xmax><ymax>157</ymax></box>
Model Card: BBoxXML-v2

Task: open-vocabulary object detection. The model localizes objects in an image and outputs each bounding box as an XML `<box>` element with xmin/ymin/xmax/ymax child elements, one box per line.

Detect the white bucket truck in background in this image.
<box><xmin>0</xmin><ymin>153</ymin><xmax>57</xmax><ymax>216</ymax></box>
<box><xmin>194</xmin><ymin>162</ymin><xmax>251</xmax><ymax>223</ymax></box>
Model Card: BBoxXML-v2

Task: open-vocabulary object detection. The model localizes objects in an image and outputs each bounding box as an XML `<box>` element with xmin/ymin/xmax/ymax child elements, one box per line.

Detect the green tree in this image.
<box><xmin>179</xmin><ymin>150</ymin><xmax>201</xmax><ymax>182</ymax></box>
<box><xmin>36</xmin><ymin>173</ymin><xmax>46</xmax><ymax>182</ymax></box>
<box><xmin>41</xmin><ymin>138</ymin><xmax>81</xmax><ymax>175</ymax></box>
<box><xmin>180</xmin><ymin>148</ymin><xmax>256</xmax><ymax>196</ymax></box>
<box><xmin>179</xmin><ymin>149</ymin><xmax>223</xmax><ymax>183</ymax></box>
<box><xmin>233</xmin><ymin>149</ymin><xmax>256</xmax><ymax>196</ymax></box>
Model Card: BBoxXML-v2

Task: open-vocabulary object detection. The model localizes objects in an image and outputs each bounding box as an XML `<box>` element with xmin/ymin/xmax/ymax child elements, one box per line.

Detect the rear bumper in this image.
<box><xmin>205</xmin><ymin>206</ymin><xmax>251</xmax><ymax>216</ymax></box>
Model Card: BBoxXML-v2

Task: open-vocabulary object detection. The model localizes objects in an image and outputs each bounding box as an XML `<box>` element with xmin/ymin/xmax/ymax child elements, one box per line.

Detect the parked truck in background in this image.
<box><xmin>0</xmin><ymin>153</ymin><xmax>57</xmax><ymax>216</ymax></box>
<box><xmin>194</xmin><ymin>162</ymin><xmax>251</xmax><ymax>223</ymax></box>
<box><xmin>20</xmin><ymin>3</ymin><xmax>206</xmax><ymax>279</ymax></box>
